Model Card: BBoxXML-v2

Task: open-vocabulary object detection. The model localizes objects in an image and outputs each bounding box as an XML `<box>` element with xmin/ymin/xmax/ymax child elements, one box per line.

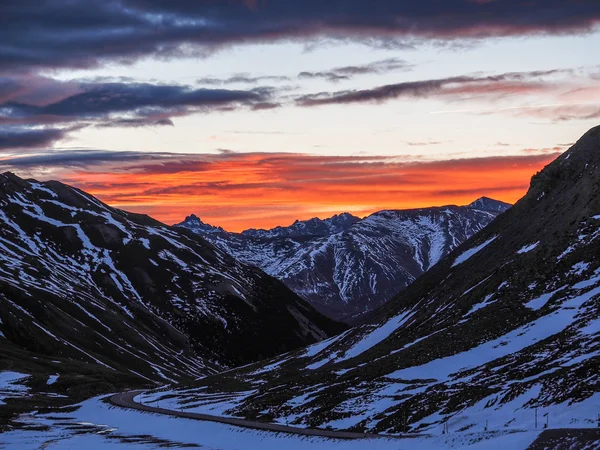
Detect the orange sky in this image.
<box><xmin>50</xmin><ymin>150</ymin><xmax>562</xmax><ymax>232</ymax></box>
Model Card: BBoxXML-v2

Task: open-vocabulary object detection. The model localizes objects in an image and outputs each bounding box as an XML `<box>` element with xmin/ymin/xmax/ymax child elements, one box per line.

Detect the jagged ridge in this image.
<box><xmin>177</xmin><ymin>200</ymin><xmax>509</xmax><ymax>321</ymax></box>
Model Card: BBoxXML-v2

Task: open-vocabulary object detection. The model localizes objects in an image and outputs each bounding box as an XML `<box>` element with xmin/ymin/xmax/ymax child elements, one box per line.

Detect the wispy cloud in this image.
<box><xmin>197</xmin><ymin>74</ymin><xmax>291</xmax><ymax>86</ymax></box>
<box><xmin>296</xmin><ymin>70</ymin><xmax>578</xmax><ymax>106</ymax></box>
<box><xmin>298</xmin><ymin>58</ymin><xmax>412</xmax><ymax>82</ymax></box>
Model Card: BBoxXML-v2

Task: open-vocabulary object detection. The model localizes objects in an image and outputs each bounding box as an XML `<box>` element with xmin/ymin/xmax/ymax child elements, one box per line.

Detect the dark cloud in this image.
<box><xmin>0</xmin><ymin>127</ymin><xmax>69</xmax><ymax>149</ymax></box>
<box><xmin>15</xmin><ymin>83</ymin><xmax>266</xmax><ymax>117</ymax></box>
<box><xmin>298</xmin><ymin>72</ymin><xmax>350</xmax><ymax>83</ymax></box>
<box><xmin>96</xmin><ymin>117</ymin><xmax>175</xmax><ymax>128</ymax></box>
<box><xmin>1</xmin><ymin>1</ymin><xmax>600</xmax><ymax>72</ymax></box>
<box><xmin>298</xmin><ymin>58</ymin><xmax>412</xmax><ymax>82</ymax></box>
<box><xmin>0</xmin><ymin>149</ymin><xmax>189</xmax><ymax>168</ymax></box>
<box><xmin>296</xmin><ymin>70</ymin><xmax>573</xmax><ymax>106</ymax></box>
<box><xmin>250</xmin><ymin>102</ymin><xmax>281</xmax><ymax>111</ymax></box>
<box><xmin>197</xmin><ymin>74</ymin><xmax>290</xmax><ymax>85</ymax></box>
<box><xmin>0</xmin><ymin>79</ymin><xmax>273</xmax><ymax>146</ymax></box>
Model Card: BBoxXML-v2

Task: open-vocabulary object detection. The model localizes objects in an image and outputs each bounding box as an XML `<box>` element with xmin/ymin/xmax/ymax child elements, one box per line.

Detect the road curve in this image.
<box><xmin>109</xmin><ymin>390</ymin><xmax>420</xmax><ymax>441</ymax></box>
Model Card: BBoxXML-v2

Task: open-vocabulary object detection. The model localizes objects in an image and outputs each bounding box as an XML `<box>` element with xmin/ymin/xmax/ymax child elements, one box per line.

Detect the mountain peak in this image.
<box><xmin>241</xmin><ymin>212</ymin><xmax>360</xmax><ymax>238</ymax></box>
<box><xmin>177</xmin><ymin>214</ymin><xmax>224</xmax><ymax>233</ymax></box>
<box><xmin>467</xmin><ymin>197</ymin><xmax>512</xmax><ymax>213</ymax></box>
<box><xmin>528</xmin><ymin>125</ymin><xmax>600</xmax><ymax>198</ymax></box>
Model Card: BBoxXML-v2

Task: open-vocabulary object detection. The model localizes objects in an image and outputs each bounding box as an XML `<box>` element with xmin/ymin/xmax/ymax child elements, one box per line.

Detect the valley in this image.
<box><xmin>2</xmin><ymin>126</ymin><xmax>600</xmax><ymax>450</ymax></box>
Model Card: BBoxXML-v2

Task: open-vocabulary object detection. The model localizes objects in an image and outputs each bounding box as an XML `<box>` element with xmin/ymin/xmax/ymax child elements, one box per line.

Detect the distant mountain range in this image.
<box><xmin>156</xmin><ymin>125</ymin><xmax>600</xmax><ymax>435</ymax></box>
<box><xmin>177</xmin><ymin>197</ymin><xmax>510</xmax><ymax>321</ymax></box>
<box><xmin>0</xmin><ymin>173</ymin><xmax>343</xmax><ymax>386</ymax></box>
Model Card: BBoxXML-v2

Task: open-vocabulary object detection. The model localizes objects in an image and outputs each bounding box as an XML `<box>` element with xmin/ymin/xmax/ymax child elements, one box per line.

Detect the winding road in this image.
<box><xmin>110</xmin><ymin>391</ymin><xmax>600</xmax><ymax>448</ymax></box>
<box><xmin>109</xmin><ymin>390</ymin><xmax>418</xmax><ymax>441</ymax></box>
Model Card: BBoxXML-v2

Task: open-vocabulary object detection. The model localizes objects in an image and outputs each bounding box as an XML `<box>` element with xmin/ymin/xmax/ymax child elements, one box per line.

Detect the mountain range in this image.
<box><xmin>177</xmin><ymin>197</ymin><xmax>510</xmax><ymax>321</ymax></box>
<box><xmin>149</xmin><ymin>125</ymin><xmax>600</xmax><ymax>435</ymax></box>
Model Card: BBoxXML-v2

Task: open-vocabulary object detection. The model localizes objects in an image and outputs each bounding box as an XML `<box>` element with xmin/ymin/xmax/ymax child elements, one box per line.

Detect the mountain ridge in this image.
<box><xmin>177</xmin><ymin>198</ymin><xmax>510</xmax><ymax>321</ymax></box>
<box><xmin>0</xmin><ymin>172</ymin><xmax>344</xmax><ymax>387</ymax></box>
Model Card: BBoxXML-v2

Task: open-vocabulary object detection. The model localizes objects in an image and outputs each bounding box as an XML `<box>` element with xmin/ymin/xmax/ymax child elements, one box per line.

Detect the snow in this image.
<box><xmin>558</xmin><ymin>245</ymin><xmax>576</xmax><ymax>260</ymax></box>
<box><xmin>388</xmin><ymin>286</ymin><xmax>596</xmax><ymax>382</ymax></box>
<box><xmin>465</xmin><ymin>294</ymin><xmax>496</xmax><ymax>316</ymax></box>
<box><xmin>517</xmin><ymin>242</ymin><xmax>540</xmax><ymax>254</ymax></box>
<box><xmin>0</xmin><ymin>371</ymin><xmax>29</xmax><ymax>405</ymax></box>
<box><xmin>29</xmin><ymin>182</ymin><xmax>58</xmax><ymax>198</ymax></box>
<box><xmin>47</xmin><ymin>374</ymin><xmax>59</xmax><ymax>385</ymax></box>
<box><xmin>452</xmin><ymin>236</ymin><xmax>498</xmax><ymax>267</ymax></box>
<box><xmin>571</xmin><ymin>262</ymin><xmax>590</xmax><ymax>275</ymax></box>
<box><xmin>0</xmin><ymin>395</ymin><xmax>543</xmax><ymax>449</ymax></box>
<box><xmin>304</xmin><ymin>330</ymin><xmax>352</xmax><ymax>358</ymax></box>
<box><xmin>524</xmin><ymin>287</ymin><xmax>567</xmax><ymax>311</ymax></box>
<box><xmin>573</xmin><ymin>273</ymin><xmax>600</xmax><ymax>290</ymax></box>
<box><xmin>337</xmin><ymin>310</ymin><xmax>415</xmax><ymax>362</ymax></box>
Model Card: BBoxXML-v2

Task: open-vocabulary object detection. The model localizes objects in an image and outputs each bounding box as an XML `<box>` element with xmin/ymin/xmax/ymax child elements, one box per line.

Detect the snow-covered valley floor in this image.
<box><xmin>0</xmin><ymin>395</ymin><xmax>544</xmax><ymax>449</ymax></box>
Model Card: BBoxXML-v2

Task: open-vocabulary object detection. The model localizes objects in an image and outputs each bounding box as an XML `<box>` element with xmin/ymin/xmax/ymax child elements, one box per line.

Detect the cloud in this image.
<box><xmin>1</xmin><ymin>148</ymin><xmax>561</xmax><ymax>231</ymax></box>
<box><xmin>0</xmin><ymin>127</ymin><xmax>70</xmax><ymax>149</ymax></box>
<box><xmin>0</xmin><ymin>78</ymin><xmax>275</xmax><ymax>147</ymax></box>
<box><xmin>95</xmin><ymin>118</ymin><xmax>175</xmax><ymax>128</ymax></box>
<box><xmin>404</xmin><ymin>141</ymin><xmax>445</xmax><ymax>146</ymax></box>
<box><xmin>296</xmin><ymin>70</ymin><xmax>575</xmax><ymax>106</ymax></box>
<box><xmin>15</xmin><ymin>83</ymin><xmax>267</xmax><ymax>117</ymax></box>
<box><xmin>1</xmin><ymin>1</ymin><xmax>600</xmax><ymax>72</ymax></box>
<box><xmin>197</xmin><ymin>74</ymin><xmax>291</xmax><ymax>85</ymax></box>
<box><xmin>298</xmin><ymin>58</ymin><xmax>412</xmax><ymax>82</ymax></box>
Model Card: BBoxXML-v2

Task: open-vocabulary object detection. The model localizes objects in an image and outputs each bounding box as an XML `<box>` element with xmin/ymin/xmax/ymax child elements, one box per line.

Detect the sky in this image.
<box><xmin>0</xmin><ymin>1</ymin><xmax>599</xmax><ymax>231</ymax></box>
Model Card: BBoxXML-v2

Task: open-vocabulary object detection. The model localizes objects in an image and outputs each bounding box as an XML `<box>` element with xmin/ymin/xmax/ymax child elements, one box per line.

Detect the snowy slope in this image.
<box><xmin>178</xmin><ymin>201</ymin><xmax>508</xmax><ymax>321</ymax></box>
<box><xmin>1</xmin><ymin>394</ymin><xmax>544</xmax><ymax>449</ymax></box>
<box><xmin>0</xmin><ymin>173</ymin><xmax>343</xmax><ymax>386</ymax></box>
<box><xmin>151</xmin><ymin>126</ymin><xmax>600</xmax><ymax>436</ymax></box>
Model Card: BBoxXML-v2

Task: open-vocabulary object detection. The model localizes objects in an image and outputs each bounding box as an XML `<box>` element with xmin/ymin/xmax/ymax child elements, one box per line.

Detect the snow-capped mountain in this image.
<box><xmin>243</xmin><ymin>213</ymin><xmax>361</xmax><ymax>239</ymax></box>
<box><xmin>151</xmin><ymin>125</ymin><xmax>600</xmax><ymax>435</ymax></box>
<box><xmin>0</xmin><ymin>173</ymin><xmax>344</xmax><ymax>384</ymax></box>
<box><xmin>177</xmin><ymin>201</ymin><xmax>509</xmax><ymax>321</ymax></box>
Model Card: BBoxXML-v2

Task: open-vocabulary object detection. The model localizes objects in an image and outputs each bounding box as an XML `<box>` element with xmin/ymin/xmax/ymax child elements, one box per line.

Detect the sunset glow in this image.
<box><xmin>36</xmin><ymin>151</ymin><xmax>560</xmax><ymax>231</ymax></box>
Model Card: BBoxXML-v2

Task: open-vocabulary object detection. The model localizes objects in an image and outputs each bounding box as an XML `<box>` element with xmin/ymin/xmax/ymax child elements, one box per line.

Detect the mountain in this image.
<box><xmin>243</xmin><ymin>213</ymin><xmax>361</xmax><ymax>238</ymax></box>
<box><xmin>0</xmin><ymin>173</ymin><xmax>344</xmax><ymax>389</ymax></box>
<box><xmin>177</xmin><ymin>200</ymin><xmax>510</xmax><ymax>321</ymax></box>
<box><xmin>468</xmin><ymin>196</ymin><xmax>512</xmax><ymax>212</ymax></box>
<box><xmin>150</xmin><ymin>126</ymin><xmax>600</xmax><ymax>435</ymax></box>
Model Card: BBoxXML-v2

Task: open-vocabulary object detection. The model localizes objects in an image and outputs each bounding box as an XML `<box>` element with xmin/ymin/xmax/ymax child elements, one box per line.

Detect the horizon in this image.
<box><xmin>0</xmin><ymin>1</ymin><xmax>597</xmax><ymax>231</ymax></box>
<box><xmin>178</xmin><ymin>194</ymin><xmax>511</xmax><ymax>232</ymax></box>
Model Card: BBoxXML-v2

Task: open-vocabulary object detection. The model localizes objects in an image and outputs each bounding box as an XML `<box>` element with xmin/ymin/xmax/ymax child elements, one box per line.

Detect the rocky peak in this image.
<box><xmin>467</xmin><ymin>196</ymin><xmax>512</xmax><ymax>213</ymax></box>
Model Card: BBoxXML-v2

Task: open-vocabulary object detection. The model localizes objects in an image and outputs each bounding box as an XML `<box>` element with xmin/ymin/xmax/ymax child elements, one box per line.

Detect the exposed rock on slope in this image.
<box><xmin>178</xmin><ymin>200</ymin><xmax>509</xmax><ymax>321</ymax></box>
<box><xmin>153</xmin><ymin>126</ymin><xmax>600</xmax><ymax>434</ymax></box>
